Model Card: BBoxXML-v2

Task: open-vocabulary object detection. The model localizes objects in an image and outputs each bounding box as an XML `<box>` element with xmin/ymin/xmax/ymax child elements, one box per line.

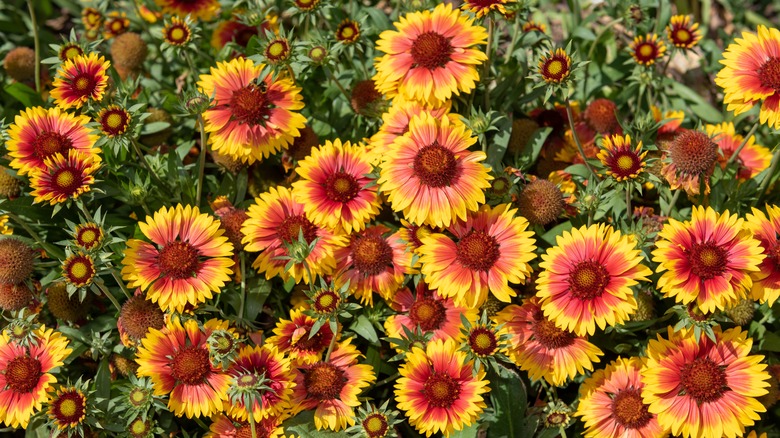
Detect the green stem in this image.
<box><xmin>482</xmin><ymin>17</ymin><xmax>494</xmax><ymax>112</ymax></box>
<box><xmin>565</xmin><ymin>99</ymin><xmax>597</xmax><ymax>178</ymax></box>
<box><xmin>660</xmin><ymin>52</ymin><xmax>673</xmax><ymax>77</ymax></box>
<box><xmin>726</xmin><ymin>121</ymin><xmax>759</xmax><ymax>166</ymax></box>
<box><xmin>95</xmin><ymin>280</ymin><xmax>122</xmax><ymax>313</ymax></box>
<box><xmin>5</xmin><ymin>212</ymin><xmax>65</xmax><ymax>260</ymax></box>
<box><xmin>502</xmin><ymin>18</ymin><xmax>521</xmax><ymax>64</ymax></box>
<box><xmin>196</xmin><ymin>114</ymin><xmax>208</xmax><ymax>206</ymax></box>
<box><xmin>663</xmin><ymin>189</ymin><xmax>681</xmax><ymax>217</ymax></box>
<box><xmin>625</xmin><ymin>184</ymin><xmax>632</xmax><ymax>217</ymax></box>
<box><xmin>324</xmin><ymin>325</ymin><xmax>339</xmax><ymax>362</ymax></box>
<box><xmin>375</xmin><ymin>372</ymin><xmax>400</xmax><ymax>387</ymax></box>
<box><xmin>131</xmin><ymin>138</ymin><xmax>169</xmax><ymax>194</ymax></box>
<box><xmin>756</xmin><ymin>147</ymin><xmax>780</xmax><ymax>203</ymax></box>
<box><xmin>109</xmin><ymin>267</ymin><xmax>132</xmax><ymax>299</ymax></box>
<box><xmin>324</xmin><ymin>65</ymin><xmax>352</xmax><ymax>106</ymax></box>
<box><xmin>26</xmin><ymin>0</ymin><xmax>40</xmax><ymax>94</ymax></box>
<box><xmin>238</xmin><ymin>252</ymin><xmax>247</xmax><ymax>321</ymax></box>
<box><xmin>193</xmin><ymin>417</ymin><xmax>209</xmax><ymax>431</ymax></box>
<box><xmin>76</xmin><ymin>199</ymin><xmax>95</xmax><ymax>223</ymax></box>
<box><xmin>249</xmin><ymin>414</ymin><xmax>257</xmax><ymax>438</ymax></box>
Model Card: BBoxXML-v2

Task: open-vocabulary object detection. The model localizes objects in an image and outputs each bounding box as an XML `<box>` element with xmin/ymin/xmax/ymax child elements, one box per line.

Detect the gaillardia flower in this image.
<box><xmin>206</xmin><ymin>414</ymin><xmax>286</xmax><ymax>438</ymax></box>
<box><xmin>227</xmin><ymin>345</ymin><xmax>296</xmax><ymax>422</ymax></box>
<box><xmin>136</xmin><ymin>318</ymin><xmax>232</xmax><ymax>418</ymax></box>
<box><xmin>121</xmin><ymin>204</ymin><xmax>234</xmax><ymax>313</ymax></box>
<box><xmin>395</xmin><ymin>339</ymin><xmax>489</xmax><ymax>437</ymax></box>
<box><xmin>378</xmin><ymin>113</ymin><xmax>492</xmax><ymax>228</ymax></box>
<box><xmin>716</xmin><ymin>25</ymin><xmax>780</xmax><ymax>129</ymax></box>
<box><xmin>368</xmin><ymin>97</ymin><xmax>452</xmax><ymax>159</ymax></box>
<box><xmin>162</xmin><ymin>17</ymin><xmax>192</xmax><ymax>46</ymax></box>
<box><xmin>653</xmin><ymin>206</ymin><xmax>765</xmax><ymax>313</ymax></box>
<box><xmin>661</xmin><ymin>129</ymin><xmax>718</xmax><ymax>196</ymax></box>
<box><xmin>30</xmin><ymin>150</ymin><xmax>101</xmax><ymax>205</ymax></box>
<box><xmin>373</xmin><ymin>3</ymin><xmax>488</xmax><ymax>104</ymax></box>
<box><xmin>706</xmin><ymin>122</ymin><xmax>771</xmax><ymax>179</ymax></box>
<box><xmin>462</xmin><ymin>0</ymin><xmax>514</xmax><ymax>18</ymax></box>
<box><xmin>666</xmin><ymin>15</ymin><xmax>702</xmax><ymax>49</ymax></box>
<box><xmin>62</xmin><ymin>252</ymin><xmax>96</xmax><ymax>288</ymax></box>
<box><xmin>596</xmin><ymin>134</ymin><xmax>647</xmax><ymax>181</ymax></box>
<box><xmin>291</xmin><ymin>139</ymin><xmax>381</xmax><ymax>234</ymax></box>
<box><xmin>641</xmin><ymin>326</ymin><xmax>770</xmax><ymax>438</ymax></box>
<box><xmin>266</xmin><ymin>308</ymin><xmax>336</xmax><ymax>365</ymax></box>
<box><xmin>536</xmin><ymin>224</ymin><xmax>651</xmax><ymax>336</ymax></box>
<box><xmin>7</xmin><ymin>106</ymin><xmax>98</xmax><ymax>176</ymax></box>
<box><xmin>74</xmin><ymin>222</ymin><xmax>104</xmax><ymax>251</ymax></box>
<box><xmin>154</xmin><ymin>0</ymin><xmax>219</xmax><ymax>21</ymax></box>
<box><xmin>197</xmin><ymin>58</ymin><xmax>307</xmax><ymax>163</ymax></box>
<box><xmin>629</xmin><ymin>34</ymin><xmax>666</xmax><ymax>66</ymax></box>
<box><xmin>335</xmin><ymin>19</ymin><xmax>360</xmax><ymax>44</ymax></box>
<box><xmin>290</xmin><ymin>340</ymin><xmax>375</xmax><ymax>431</ymax></box>
<box><xmin>96</xmin><ymin>105</ymin><xmax>131</xmax><ymax>137</ymax></box>
<box><xmin>419</xmin><ymin>203</ymin><xmax>536</xmax><ymax>308</ymax></box>
<box><xmin>50</xmin><ymin>53</ymin><xmax>110</xmax><ymax>110</ymax></box>
<box><xmin>746</xmin><ymin>205</ymin><xmax>780</xmax><ymax>306</ymax></box>
<box><xmin>0</xmin><ymin>326</ymin><xmax>71</xmax><ymax>428</ymax></box>
<box><xmin>47</xmin><ymin>386</ymin><xmax>87</xmax><ymax>430</ymax></box>
<box><xmin>576</xmin><ymin>357</ymin><xmax>665</xmax><ymax>438</ymax></box>
<box><xmin>241</xmin><ymin>186</ymin><xmax>346</xmax><ymax>284</ymax></box>
<box><xmin>494</xmin><ymin>297</ymin><xmax>603</xmax><ymax>386</ymax></box>
<box><xmin>538</xmin><ymin>48</ymin><xmax>572</xmax><ymax>84</ymax></box>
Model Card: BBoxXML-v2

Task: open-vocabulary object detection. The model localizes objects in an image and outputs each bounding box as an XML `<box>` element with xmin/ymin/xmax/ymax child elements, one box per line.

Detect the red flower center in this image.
<box><xmin>304</xmin><ymin>362</ymin><xmax>347</xmax><ymax>400</ymax></box>
<box><xmin>611</xmin><ymin>388</ymin><xmax>652</xmax><ymax>429</ymax></box>
<box><xmin>292</xmin><ymin>324</ymin><xmax>327</xmax><ymax>351</ymax></box>
<box><xmin>72</xmin><ymin>73</ymin><xmax>97</xmax><ymax>96</ymax></box>
<box><xmin>608</xmin><ymin>150</ymin><xmax>642</xmax><ymax>179</ymax></box>
<box><xmin>352</xmin><ymin>235</ymin><xmax>393</xmax><ymax>276</ymax></box>
<box><xmin>33</xmin><ymin>131</ymin><xmax>73</xmax><ymax>161</ymax></box>
<box><xmin>362</xmin><ymin>412</ymin><xmax>389</xmax><ymax>438</ymax></box>
<box><xmin>52</xmin><ymin>167</ymin><xmax>84</xmax><ymax>195</ymax></box>
<box><xmin>166</xmin><ymin>25</ymin><xmax>190</xmax><ymax>45</ymax></box>
<box><xmin>532</xmin><ymin>311</ymin><xmax>575</xmax><ymax>349</ymax></box>
<box><xmin>64</xmin><ymin>255</ymin><xmax>95</xmax><ymax>285</ymax></box>
<box><xmin>229</xmin><ymin>84</ymin><xmax>273</xmax><ymax>126</ymax></box>
<box><xmin>277</xmin><ymin>214</ymin><xmax>318</xmax><ymax>245</ymax></box>
<box><xmin>541</xmin><ymin>56</ymin><xmax>570</xmax><ymax>82</ymax></box>
<box><xmin>51</xmin><ymin>390</ymin><xmax>86</xmax><ymax>426</ymax></box>
<box><xmin>5</xmin><ymin>355</ymin><xmax>42</xmax><ymax>393</ymax></box>
<box><xmin>171</xmin><ymin>345</ymin><xmax>211</xmax><ymax>385</ymax></box>
<box><xmin>411</xmin><ymin>31</ymin><xmax>453</xmax><ymax>70</ymax></box>
<box><xmin>76</xmin><ymin>226</ymin><xmax>102</xmax><ymax>250</ymax></box>
<box><xmin>568</xmin><ymin>260</ymin><xmax>610</xmax><ymax>300</ymax></box>
<box><xmin>325</xmin><ymin>171</ymin><xmax>360</xmax><ymax>203</ymax></box>
<box><xmin>409</xmin><ymin>297</ymin><xmax>446</xmax><ymax>331</ymax></box>
<box><xmin>313</xmin><ymin>290</ymin><xmax>340</xmax><ymax>314</ymax></box>
<box><xmin>673</xmin><ymin>29</ymin><xmax>691</xmax><ymax>44</ymax></box>
<box><xmin>635</xmin><ymin>43</ymin><xmax>656</xmax><ymax>60</ymax></box>
<box><xmin>688</xmin><ymin>241</ymin><xmax>727</xmax><ymax>280</ymax></box>
<box><xmin>413</xmin><ymin>142</ymin><xmax>459</xmax><ymax>188</ymax></box>
<box><xmin>680</xmin><ymin>357</ymin><xmax>728</xmax><ymax>403</ymax></box>
<box><xmin>759</xmin><ymin>56</ymin><xmax>780</xmax><ymax>92</ymax></box>
<box><xmin>468</xmin><ymin>327</ymin><xmax>498</xmax><ymax>356</ymax></box>
<box><xmin>100</xmin><ymin>109</ymin><xmax>129</xmax><ymax>135</ymax></box>
<box><xmin>456</xmin><ymin>230</ymin><xmax>500</xmax><ymax>271</ymax></box>
<box><xmin>423</xmin><ymin>371</ymin><xmax>461</xmax><ymax>408</ymax></box>
<box><xmin>158</xmin><ymin>241</ymin><xmax>200</xmax><ymax>280</ymax></box>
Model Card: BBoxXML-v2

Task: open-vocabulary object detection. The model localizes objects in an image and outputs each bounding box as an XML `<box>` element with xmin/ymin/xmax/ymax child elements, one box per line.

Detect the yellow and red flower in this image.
<box><xmin>292</xmin><ymin>139</ymin><xmax>380</xmax><ymax>234</ymax></box>
<box><xmin>378</xmin><ymin>113</ymin><xmax>492</xmax><ymax>227</ymax></box>
<box><xmin>121</xmin><ymin>204</ymin><xmax>234</xmax><ymax>313</ymax></box>
<box><xmin>653</xmin><ymin>206</ymin><xmax>765</xmax><ymax>313</ymax></box>
<box><xmin>81</xmin><ymin>7</ymin><xmax>102</xmax><ymax>30</ymax></box>
<box><xmin>523</xmin><ymin>21</ymin><xmax>547</xmax><ymax>34</ymax></box>
<box><xmin>163</xmin><ymin>17</ymin><xmax>192</xmax><ymax>46</ymax></box>
<box><xmin>596</xmin><ymin>134</ymin><xmax>647</xmax><ymax>181</ymax></box>
<box><xmin>30</xmin><ymin>150</ymin><xmax>100</xmax><ymax>205</ymax></box>
<box><xmin>333</xmin><ymin>225</ymin><xmax>411</xmax><ymax>304</ymax></box>
<box><xmin>746</xmin><ymin>205</ymin><xmax>780</xmax><ymax>306</ymax></box>
<box><xmin>461</xmin><ymin>0</ymin><xmax>514</xmax><ymax>18</ymax></box>
<box><xmin>538</xmin><ymin>48</ymin><xmax>572</xmax><ymax>84</ymax></box>
<box><xmin>706</xmin><ymin>122</ymin><xmax>772</xmax><ymax>179</ymax></box>
<box><xmin>335</xmin><ymin>19</ymin><xmax>360</xmax><ymax>44</ymax></box>
<box><xmin>716</xmin><ymin>25</ymin><xmax>780</xmax><ymax>129</ymax></box>
<box><xmin>50</xmin><ymin>53</ymin><xmax>110</xmax><ymax>110</ymax></box>
<box><xmin>576</xmin><ymin>357</ymin><xmax>665</xmax><ymax>438</ymax></box>
<box><xmin>266</xmin><ymin>308</ymin><xmax>336</xmax><ymax>365</ymax></box>
<box><xmin>494</xmin><ymin>297</ymin><xmax>603</xmax><ymax>386</ymax></box>
<box><xmin>74</xmin><ymin>222</ymin><xmax>104</xmax><ymax>250</ymax></box>
<box><xmin>155</xmin><ymin>0</ymin><xmax>219</xmax><ymax>21</ymax></box>
<box><xmin>536</xmin><ymin>224</ymin><xmax>651</xmax><ymax>336</ymax></box>
<box><xmin>96</xmin><ymin>105</ymin><xmax>131</xmax><ymax>138</ymax></box>
<box><xmin>241</xmin><ymin>186</ymin><xmax>346</xmax><ymax>284</ymax></box>
<box><xmin>368</xmin><ymin>98</ymin><xmax>452</xmax><ymax>160</ymax></box>
<box><xmin>419</xmin><ymin>203</ymin><xmax>536</xmax><ymax>308</ymax></box>
<box><xmin>227</xmin><ymin>345</ymin><xmax>296</xmax><ymax>422</ymax></box>
<box><xmin>206</xmin><ymin>414</ymin><xmax>286</xmax><ymax>438</ymax></box>
<box><xmin>290</xmin><ymin>340</ymin><xmax>375</xmax><ymax>431</ymax></box>
<box><xmin>373</xmin><ymin>3</ymin><xmax>488</xmax><ymax>104</ymax></box>
<box><xmin>666</xmin><ymin>15</ymin><xmax>702</xmax><ymax>49</ymax></box>
<box><xmin>47</xmin><ymin>386</ymin><xmax>87</xmax><ymax>430</ymax></box>
<box><xmin>629</xmin><ymin>34</ymin><xmax>666</xmax><ymax>66</ymax></box>
<box><xmin>7</xmin><ymin>106</ymin><xmax>99</xmax><ymax>176</ymax></box>
<box><xmin>395</xmin><ymin>339</ymin><xmax>489</xmax><ymax>437</ymax></box>
<box><xmin>0</xmin><ymin>326</ymin><xmax>71</xmax><ymax>428</ymax></box>
<box><xmin>641</xmin><ymin>326</ymin><xmax>770</xmax><ymax>438</ymax></box>
<box><xmin>198</xmin><ymin>58</ymin><xmax>307</xmax><ymax>163</ymax></box>
<box><xmin>62</xmin><ymin>252</ymin><xmax>96</xmax><ymax>288</ymax></box>
<box><xmin>136</xmin><ymin>318</ymin><xmax>232</xmax><ymax>418</ymax></box>
<box><xmin>102</xmin><ymin>12</ymin><xmax>130</xmax><ymax>39</ymax></box>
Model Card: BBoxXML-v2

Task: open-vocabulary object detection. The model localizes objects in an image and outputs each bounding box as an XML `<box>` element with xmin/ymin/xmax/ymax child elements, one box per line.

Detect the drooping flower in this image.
<box><xmin>653</xmin><ymin>206</ymin><xmax>765</xmax><ymax>313</ymax></box>
<box><xmin>197</xmin><ymin>58</ymin><xmax>307</xmax><ymax>163</ymax></box>
<box><xmin>629</xmin><ymin>34</ymin><xmax>666</xmax><ymax>66</ymax></box>
<box><xmin>538</xmin><ymin>48</ymin><xmax>572</xmax><ymax>84</ymax></box>
<box><xmin>419</xmin><ymin>203</ymin><xmax>536</xmax><ymax>308</ymax></box>
<box><xmin>50</xmin><ymin>53</ymin><xmax>110</xmax><ymax>110</ymax></box>
<box><xmin>536</xmin><ymin>224</ymin><xmax>651</xmax><ymax>336</ymax></box>
<box><xmin>395</xmin><ymin>339</ymin><xmax>489</xmax><ymax>437</ymax></box>
<box><xmin>378</xmin><ymin>113</ymin><xmax>492</xmax><ymax>228</ymax></box>
<box><xmin>7</xmin><ymin>106</ymin><xmax>98</xmax><ymax>176</ymax></box>
<box><xmin>136</xmin><ymin>318</ymin><xmax>232</xmax><ymax>418</ymax></box>
<box><xmin>706</xmin><ymin>122</ymin><xmax>772</xmax><ymax>179</ymax></box>
<box><xmin>641</xmin><ymin>326</ymin><xmax>770</xmax><ymax>438</ymax></box>
<box><xmin>266</xmin><ymin>308</ymin><xmax>336</xmax><ymax>365</ymax></box>
<box><xmin>576</xmin><ymin>357</ymin><xmax>665</xmax><ymax>438</ymax></box>
<box><xmin>373</xmin><ymin>3</ymin><xmax>488</xmax><ymax>104</ymax></box>
<box><xmin>154</xmin><ymin>0</ymin><xmax>219</xmax><ymax>21</ymax></box>
<box><xmin>29</xmin><ymin>150</ymin><xmax>100</xmax><ymax>205</ymax></box>
<box><xmin>227</xmin><ymin>345</ymin><xmax>296</xmax><ymax>422</ymax></box>
<box><xmin>666</xmin><ymin>15</ymin><xmax>702</xmax><ymax>49</ymax></box>
<box><xmin>746</xmin><ymin>205</ymin><xmax>780</xmax><ymax>306</ymax></box>
<box><xmin>121</xmin><ymin>204</ymin><xmax>234</xmax><ymax>313</ymax></box>
<box><xmin>597</xmin><ymin>134</ymin><xmax>647</xmax><ymax>181</ymax></box>
<box><xmin>292</xmin><ymin>139</ymin><xmax>381</xmax><ymax>234</ymax></box>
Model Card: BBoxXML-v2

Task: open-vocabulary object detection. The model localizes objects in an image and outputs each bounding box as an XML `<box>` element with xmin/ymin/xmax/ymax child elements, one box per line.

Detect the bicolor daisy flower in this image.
<box><xmin>197</xmin><ymin>58</ymin><xmax>307</xmax><ymax>163</ymax></box>
<box><xmin>641</xmin><ymin>326</ymin><xmax>770</xmax><ymax>438</ymax></box>
<box><xmin>154</xmin><ymin>0</ymin><xmax>219</xmax><ymax>20</ymax></box>
<box><xmin>96</xmin><ymin>105</ymin><xmax>131</xmax><ymax>138</ymax></box>
<box><xmin>494</xmin><ymin>297</ymin><xmax>603</xmax><ymax>386</ymax></box>
<box><xmin>50</xmin><ymin>53</ymin><xmax>110</xmax><ymax>110</ymax></box>
<box><xmin>47</xmin><ymin>386</ymin><xmax>87</xmax><ymax>431</ymax></box>
<box><xmin>241</xmin><ymin>186</ymin><xmax>346</xmax><ymax>284</ymax></box>
<box><xmin>419</xmin><ymin>203</ymin><xmax>536</xmax><ymax>308</ymax></box>
<box><xmin>121</xmin><ymin>204</ymin><xmax>234</xmax><ymax>313</ymax></box>
<box><xmin>62</xmin><ymin>252</ymin><xmax>96</xmax><ymax>288</ymax></box>
<box><xmin>368</xmin><ymin>97</ymin><xmax>452</xmax><ymax>160</ymax></box>
<box><xmin>395</xmin><ymin>339</ymin><xmax>489</xmax><ymax>437</ymax></box>
<box><xmin>461</xmin><ymin>0</ymin><xmax>514</xmax><ymax>18</ymax></box>
<box><xmin>0</xmin><ymin>326</ymin><xmax>71</xmax><ymax>428</ymax></box>
<box><xmin>373</xmin><ymin>3</ymin><xmax>488</xmax><ymax>104</ymax></box>
<box><xmin>74</xmin><ymin>223</ymin><xmax>104</xmax><ymax>250</ymax></box>
<box><xmin>629</xmin><ymin>34</ymin><xmax>666</xmax><ymax>66</ymax></box>
<box><xmin>706</xmin><ymin>122</ymin><xmax>772</xmax><ymax>179</ymax></box>
<box><xmin>746</xmin><ymin>206</ymin><xmax>780</xmax><ymax>306</ymax></box>
<box><xmin>290</xmin><ymin>340</ymin><xmax>375</xmax><ymax>431</ymax></box>
<box><xmin>653</xmin><ymin>206</ymin><xmax>765</xmax><ymax>313</ymax></box>
<box><xmin>292</xmin><ymin>139</ymin><xmax>380</xmax><ymax>234</ymax></box>
<box><xmin>536</xmin><ymin>224</ymin><xmax>651</xmax><ymax>336</ymax></box>
<box><xmin>7</xmin><ymin>106</ymin><xmax>99</xmax><ymax>176</ymax></box>
<box><xmin>538</xmin><ymin>48</ymin><xmax>572</xmax><ymax>84</ymax></box>
<box><xmin>666</xmin><ymin>15</ymin><xmax>702</xmax><ymax>49</ymax></box>
<box><xmin>333</xmin><ymin>225</ymin><xmax>411</xmax><ymax>304</ymax></box>
<box><xmin>30</xmin><ymin>150</ymin><xmax>101</xmax><ymax>205</ymax></box>
<box><xmin>576</xmin><ymin>357</ymin><xmax>665</xmax><ymax>438</ymax></box>
<box><xmin>136</xmin><ymin>318</ymin><xmax>232</xmax><ymax>418</ymax></box>
<box><xmin>523</xmin><ymin>21</ymin><xmax>547</xmax><ymax>34</ymax></box>
<box><xmin>162</xmin><ymin>17</ymin><xmax>192</xmax><ymax>46</ymax></box>
<box><xmin>335</xmin><ymin>19</ymin><xmax>360</xmax><ymax>44</ymax></box>
<box><xmin>266</xmin><ymin>309</ymin><xmax>336</xmax><ymax>365</ymax></box>
<box><xmin>596</xmin><ymin>134</ymin><xmax>647</xmax><ymax>181</ymax></box>
<box><xmin>378</xmin><ymin>113</ymin><xmax>492</xmax><ymax>228</ymax></box>
<box><xmin>205</xmin><ymin>414</ymin><xmax>286</xmax><ymax>438</ymax></box>
<box><xmin>227</xmin><ymin>345</ymin><xmax>296</xmax><ymax>422</ymax></box>
<box><xmin>715</xmin><ymin>25</ymin><xmax>780</xmax><ymax>129</ymax></box>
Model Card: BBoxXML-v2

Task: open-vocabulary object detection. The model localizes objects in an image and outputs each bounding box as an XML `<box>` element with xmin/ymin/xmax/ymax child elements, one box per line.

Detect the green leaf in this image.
<box><xmin>140</xmin><ymin>121</ymin><xmax>171</xmax><ymax>135</ymax></box>
<box><xmin>4</xmin><ymin>82</ymin><xmax>44</xmax><ymax>107</ymax></box>
<box><xmin>486</xmin><ymin>116</ymin><xmax>513</xmax><ymax>171</ymax></box>
<box><xmin>450</xmin><ymin>422</ymin><xmax>480</xmax><ymax>438</ymax></box>
<box><xmin>244</xmin><ymin>278</ymin><xmax>272</xmax><ymax>322</ymax></box>
<box><xmin>95</xmin><ymin>358</ymin><xmax>111</xmax><ymax>412</ymax></box>
<box><xmin>349</xmin><ymin>314</ymin><xmax>379</xmax><ymax>344</ymax></box>
<box><xmin>487</xmin><ymin>366</ymin><xmax>530</xmax><ymax>438</ymax></box>
<box><xmin>541</xmin><ymin>222</ymin><xmax>573</xmax><ymax>246</ymax></box>
<box><xmin>762</xmin><ymin>331</ymin><xmax>780</xmax><ymax>352</ymax></box>
<box><xmin>282</xmin><ymin>410</ymin><xmax>350</xmax><ymax>437</ymax></box>
<box><xmin>668</xmin><ymin>82</ymin><xmax>723</xmax><ymax>123</ymax></box>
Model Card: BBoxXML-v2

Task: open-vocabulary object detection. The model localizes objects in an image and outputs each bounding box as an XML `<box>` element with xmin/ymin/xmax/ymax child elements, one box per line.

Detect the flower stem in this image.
<box><xmin>663</xmin><ymin>189</ymin><xmax>681</xmax><ymax>217</ymax></box>
<box><xmin>503</xmin><ymin>18</ymin><xmax>521</xmax><ymax>64</ymax></box>
<box><xmin>625</xmin><ymin>184</ymin><xmax>632</xmax><ymax>217</ymax></box>
<box><xmin>25</xmin><ymin>0</ymin><xmax>40</xmax><ymax>94</ymax></box>
<box><xmin>249</xmin><ymin>414</ymin><xmax>257</xmax><ymax>438</ymax></box>
<box><xmin>324</xmin><ymin>326</ymin><xmax>339</xmax><ymax>362</ymax></box>
<box><xmin>196</xmin><ymin>114</ymin><xmax>208</xmax><ymax>206</ymax></box>
<box><xmin>726</xmin><ymin>121</ymin><xmax>759</xmax><ymax>166</ymax></box>
<box><xmin>756</xmin><ymin>146</ymin><xmax>780</xmax><ymax>203</ymax></box>
<box><xmin>565</xmin><ymin>99</ymin><xmax>597</xmax><ymax>178</ymax></box>
<box><xmin>324</xmin><ymin>65</ymin><xmax>352</xmax><ymax>106</ymax></box>
<box><xmin>483</xmin><ymin>17</ymin><xmax>494</xmax><ymax>111</ymax></box>
<box><xmin>95</xmin><ymin>280</ymin><xmax>122</xmax><ymax>313</ymax></box>
<box><xmin>238</xmin><ymin>252</ymin><xmax>247</xmax><ymax>321</ymax></box>
<box><xmin>109</xmin><ymin>267</ymin><xmax>132</xmax><ymax>299</ymax></box>
<box><xmin>375</xmin><ymin>372</ymin><xmax>400</xmax><ymax>387</ymax></box>
<box><xmin>131</xmin><ymin>138</ymin><xmax>169</xmax><ymax>194</ymax></box>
